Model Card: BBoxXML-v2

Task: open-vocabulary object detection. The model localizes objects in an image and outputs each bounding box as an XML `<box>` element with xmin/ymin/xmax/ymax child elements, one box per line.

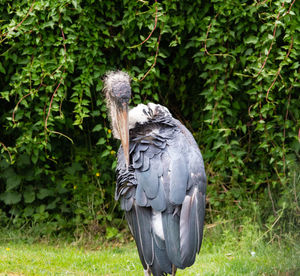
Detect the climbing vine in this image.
<box><xmin>0</xmin><ymin>0</ymin><xmax>299</xmax><ymax>236</ymax></box>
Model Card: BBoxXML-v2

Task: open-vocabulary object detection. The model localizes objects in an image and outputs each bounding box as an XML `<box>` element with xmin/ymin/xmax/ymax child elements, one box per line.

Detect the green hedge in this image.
<box><xmin>0</xmin><ymin>0</ymin><xmax>299</xmax><ymax>236</ymax></box>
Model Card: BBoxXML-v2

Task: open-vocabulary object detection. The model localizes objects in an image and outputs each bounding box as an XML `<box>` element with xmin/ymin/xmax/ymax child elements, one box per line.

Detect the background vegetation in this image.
<box><xmin>0</xmin><ymin>0</ymin><xmax>299</xmax><ymax>244</ymax></box>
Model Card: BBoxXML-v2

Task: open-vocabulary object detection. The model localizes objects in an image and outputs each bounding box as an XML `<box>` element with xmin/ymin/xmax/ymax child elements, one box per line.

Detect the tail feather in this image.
<box><xmin>152</xmin><ymin>232</ymin><xmax>172</xmax><ymax>274</ymax></box>
<box><xmin>125</xmin><ymin>203</ymin><xmax>154</xmax><ymax>267</ymax></box>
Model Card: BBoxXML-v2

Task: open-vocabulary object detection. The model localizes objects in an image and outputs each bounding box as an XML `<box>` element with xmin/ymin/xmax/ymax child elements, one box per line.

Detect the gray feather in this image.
<box><xmin>162</xmin><ymin>212</ymin><xmax>183</xmax><ymax>268</ymax></box>
<box><xmin>141</xmin><ymin>155</ymin><xmax>150</xmax><ymax>171</ymax></box>
<box><xmin>133</xmin><ymin>150</ymin><xmax>141</xmax><ymax>162</ymax></box>
<box><xmin>179</xmin><ymin>190</ymin><xmax>198</xmax><ymax>266</ymax></box>
<box><xmin>197</xmin><ymin>192</ymin><xmax>206</xmax><ymax>253</ymax></box>
<box><xmin>135</xmin><ymin>153</ymin><xmax>163</xmax><ymax>198</ymax></box>
<box><xmin>136</xmin><ymin>183</ymin><xmax>148</xmax><ymax>207</ymax></box>
<box><xmin>148</xmin><ymin>180</ymin><xmax>166</xmax><ymax>212</ymax></box>
<box><xmin>126</xmin><ymin>203</ymin><xmax>154</xmax><ymax>266</ymax></box>
<box><xmin>152</xmin><ymin>233</ymin><xmax>172</xmax><ymax>274</ymax></box>
<box><xmin>125</xmin><ymin>208</ymin><xmax>147</xmax><ymax>269</ymax></box>
<box><xmin>136</xmin><ymin>168</ymin><xmax>159</xmax><ymax>199</ymax></box>
<box><xmin>169</xmin><ymin>155</ymin><xmax>188</xmax><ymax>205</ymax></box>
<box><xmin>133</xmin><ymin>154</ymin><xmax>143</xmax><ymax>169</ymax></box>
<box><xmin>138</xmin><ymin>144</ymin><xmax>149</xmax><ymax>152</ymax></box>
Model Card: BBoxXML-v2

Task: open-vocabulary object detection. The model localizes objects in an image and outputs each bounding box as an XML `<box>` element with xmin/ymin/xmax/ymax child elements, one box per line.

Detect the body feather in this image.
<box><xmin>116</xmin><ymin>103</ymin><xmax>206</xmax><ymax>275</ymax></box>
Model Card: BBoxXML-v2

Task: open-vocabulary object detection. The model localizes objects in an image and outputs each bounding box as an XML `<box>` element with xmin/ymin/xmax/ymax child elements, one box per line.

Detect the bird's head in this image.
<box><xmin>103</xmin><ymin>71</ymin><xmax>131</xmax><ymax>167</ymax></box>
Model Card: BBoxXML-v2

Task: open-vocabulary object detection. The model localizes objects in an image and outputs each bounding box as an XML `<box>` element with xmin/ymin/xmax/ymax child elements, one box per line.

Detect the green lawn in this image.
<box><xmin>0</xmin><ymin>226</ymin><xmax>299</xmax><ymax>275</ymax></box>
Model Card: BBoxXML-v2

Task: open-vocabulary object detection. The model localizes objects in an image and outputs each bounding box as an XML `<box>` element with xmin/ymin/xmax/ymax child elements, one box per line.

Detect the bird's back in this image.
<box><xmin>116</xmin><ymin>103</ymin><xmax>206</xmax><ymax>275</ymax></box>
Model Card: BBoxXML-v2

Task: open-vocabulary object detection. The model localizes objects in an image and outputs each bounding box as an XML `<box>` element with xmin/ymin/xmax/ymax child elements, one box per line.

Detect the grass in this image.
<box><xmin>0</xmin><ymin>223</ymin><xmax>299</xmax><ymax>276</ymax></box>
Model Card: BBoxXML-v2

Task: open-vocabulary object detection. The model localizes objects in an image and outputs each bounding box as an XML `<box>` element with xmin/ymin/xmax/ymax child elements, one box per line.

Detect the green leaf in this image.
<box><xmin>6</xmin><ymin>175</ymin><xmax>21</xmax><ymax>191</ymax></box>
<box><xmin>72</xmin><ymin>0</ymin><xmax>78</xmax><ymax>9</ymax></box>
<box><xmin>244</xmin><ymin>36</ymin><xmax>258</xmax><ymax>44</ymax></box>
<box><xmin>106</xmin><ymin>226</ymin><xmax>118</xmax><ymax>239</ymax></box>
<box><xmin>0</xmin><ymin>191</ymin><xmax>22</xmax><ymax>205</ymax></box>
<box><xmin>37</xmin><ymin>189</ymin><xmax>54</xmax><ymax>200</ymax></box>
<box><xmin>24</xmin><ymin>189</ymin><xmax>35</xmax><ymax>203</ymax></box>
<box><xmin>97</xmin><ymin>137</ymin><xmax>106</xmax><ymax>145</ymax></box>
<box><xmin>23</xmin><ymin>206</ymin><xmax>34</xmax><ymax>217</ymax></box>
<box><xmin>92</xmin><ymin>124</ymin><xmax>103</xmax><ymax>132</ymax></box>
<box><xmin>65</xmin><ymin>162</ymin><xmax>83</xmax><ymax>175</ymax></box>
<box><xmin>101</xmin><ymin>150</ymin><xmax>110</xmax><ymax>157</ymax></box>
<box><xmin>241</xmin><ymin>125</ymin><xmax>246</xmax><ymax>134</ymax></box>
<box><xmin>0</xmin><ymin>62</ymin><xmax>6</xmax><ymax>74</ymax></box>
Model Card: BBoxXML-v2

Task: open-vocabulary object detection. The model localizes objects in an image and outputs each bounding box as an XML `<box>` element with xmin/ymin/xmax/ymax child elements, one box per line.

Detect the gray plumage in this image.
<box><xmin>104</xmin><ymin>71</ymin><xmax>206</xmax><ymax>276</ymax></box>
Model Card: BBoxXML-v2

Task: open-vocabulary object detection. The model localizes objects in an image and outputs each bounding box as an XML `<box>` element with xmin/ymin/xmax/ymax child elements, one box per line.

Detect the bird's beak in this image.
<box><xmin>116</xmin><ymin>103</ymin><xmax>129</xmax><ymax>168</ymax></box>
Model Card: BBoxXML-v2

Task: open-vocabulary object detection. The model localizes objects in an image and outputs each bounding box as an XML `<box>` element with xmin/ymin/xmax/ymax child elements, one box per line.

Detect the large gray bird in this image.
<box><xmin>103</xmin><ymin>71</ymin><xmax>206</xmax><ymax>276</ymax></box>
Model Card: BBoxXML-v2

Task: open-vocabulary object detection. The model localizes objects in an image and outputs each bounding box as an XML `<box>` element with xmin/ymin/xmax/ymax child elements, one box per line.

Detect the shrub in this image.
<box><xmin>0</xmin><ymin>0</ymin><xmax>299</xmax><ymax>236</ymax></box>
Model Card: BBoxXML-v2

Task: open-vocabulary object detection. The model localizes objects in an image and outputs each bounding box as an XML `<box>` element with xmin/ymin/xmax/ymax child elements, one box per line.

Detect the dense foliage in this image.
<box><xmin>0</xmin><ymin>0</ymin><xmax>299</xmax><ymax>237</ymax></box>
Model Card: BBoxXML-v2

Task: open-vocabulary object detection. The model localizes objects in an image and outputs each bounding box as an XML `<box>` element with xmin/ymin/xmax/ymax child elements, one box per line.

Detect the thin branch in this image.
<box><xmin>273</xmin><ymin>165</ymin><xmax>283</xmax><ymax>186</ymax></box>
<box><xmin>44</xmin><ymin>76</ymin><xmax>64</xmax><ymax>130</ymax></box>
<box><xmin>44</xmin><ymin>17</ymin><xmax>72</xmax><ymax>144</ymax></box>
<box><xmin>286</xmin><ymin>0</ymin><xmax>296</xmax><ymax>15</ymax></box>
<box><xmin>206</xmin><ymin>219</ymin><xmax>234</xmax><ymax>229</ymax></box>
<box><xmin>204</xmin><ymin>12</ymin><xmax>235</xmax><ymax>59</ymax></box>
<box><xmin>266</xmin><ymin>36</ymin><xmax>293</xmax><ymax>101</ymax></box>
<box><xmin>60</xmin><ymin>20</ymin><xmax>67</xmax><ymax>56</ymax></box>
<box><xmin>282</xmin><ymin>92</ymin><xmax>292</xmax><ymax>176</ymax></box>
<box><xmin>51</xmin><ymin>64</ymin><xmax>64</xmax><ymax>76</ymax></box>
<box><xmin>0</xmin><ymin>141</ymin><xmax>12</xmax><ymax>163</ymax></box>
<box><xmin>256</xmin><ymin>2</ymin><xmax>285</xmax><ymax>78</ymax></box>
<box><xmin>130</xmin><ymin>0</ymin><xmax>158</xmax><ymax>48</ymax></box>
<box><xmin>0</xmin><ymin>0</ymin><xmax>36</xmax><ymax>43</ymax></box>
<box><xmin>48</xmin><ymin>130</ymin><xmax>74</xmax><ymax>143</ymax></box>
<box><xmin>248</xmin><ymin>104</ymin><xmax>255</xmax><ymax>118</ymax></box>
<box><xmin>293</xmin><ymin>171</ymin><xmax>299</xmax><ymax>210</ymax></box>
<box><xmin>139</xmin><ymin>28</ymin><xmax>162</xmax><ymax>81</ymax></box>
<box><xmin>265</xmin><ymin>68</ymin><xmax>281</xmax><ymax>101</ymax></box>
<box><xmin>256</xmin><ymin>0</ymin><xmax>269</xmax><ymax>6</ymax></box>
<box><xmin>45</xmin><ymin>13</ymin><xmax>67</xmax><ymax>128</ymax></box>
<box><xmin>236</xmin><ymin>2</ymin><xmax>293</xmax><ymax>79</ymax></box>
<box><xmin>254</xmin><ymin>210</ymin><xmax>283</xmax><ymax>244</ymax></box>
<box><xmin>204</xmin><ymin>13</ymin><xmax>219</xmax><ymax>56</ymax></box>
<box><xmin>234</xmin><ymin>200</ymin><xmax>243</xmax><ymax>210</ymax></box>
<box><xmin>12</xmin><ymin>80</ymin><xmax>44</xmax><ymax>123</ymax></box>
<box><xmin>267</xmin><ymin>177</ymin><xmax>277</xmax><ymax>217</ymax></box>
<box><xmin>12</xmin><ymin>91</ymin><xmax>33</xmax><ymax>123</ymax></box>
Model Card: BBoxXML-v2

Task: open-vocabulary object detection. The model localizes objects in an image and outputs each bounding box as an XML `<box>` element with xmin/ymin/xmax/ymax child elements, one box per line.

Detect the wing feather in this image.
<box><xmin>169</xmin><ymin>155</ymin><xmax>188</xmax><ymax>205</ymax></box>
<box><xmin>180</xmin><ymin>189</ymin><xmax>199</xmax><ymax>266</ymax></box>
<box><xmin>136</xmin><ymin>168</ymin><xmax>159</xmax><ymax>199</ymax></box>
<box><xmin>136</xmin><ymin>183</ymin><xmax>148</xmax><ymax>206</ymax></box>
<box><xmin>148</xmin><ymin>179</ymin><xmax>166</xmax><ymax>212</ymax></box>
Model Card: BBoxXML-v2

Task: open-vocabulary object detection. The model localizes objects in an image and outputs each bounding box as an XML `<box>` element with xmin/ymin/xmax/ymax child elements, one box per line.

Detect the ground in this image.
<box><xmin>0</xmin><ymin>224</ymin><xmax>299</xmax><ymax>275</ymax></box>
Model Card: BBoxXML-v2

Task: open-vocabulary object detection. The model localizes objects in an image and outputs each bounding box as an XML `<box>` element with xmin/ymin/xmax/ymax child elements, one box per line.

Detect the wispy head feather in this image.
<box><xmin>103</xmin><ymin>71</ymin><xmax>131</xmax><ymax>139</ymax></box>
<box><xmin>103</xmin><ymin>71</ymin><xmax>131</xmax><ymax>97</ymax></box>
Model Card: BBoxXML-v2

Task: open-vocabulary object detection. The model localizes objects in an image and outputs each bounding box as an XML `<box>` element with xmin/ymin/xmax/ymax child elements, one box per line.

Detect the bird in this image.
<box><xmin>103</xmin><ymin>71</ymin><xmax>206</xmax><ymax>276</ymax></box>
